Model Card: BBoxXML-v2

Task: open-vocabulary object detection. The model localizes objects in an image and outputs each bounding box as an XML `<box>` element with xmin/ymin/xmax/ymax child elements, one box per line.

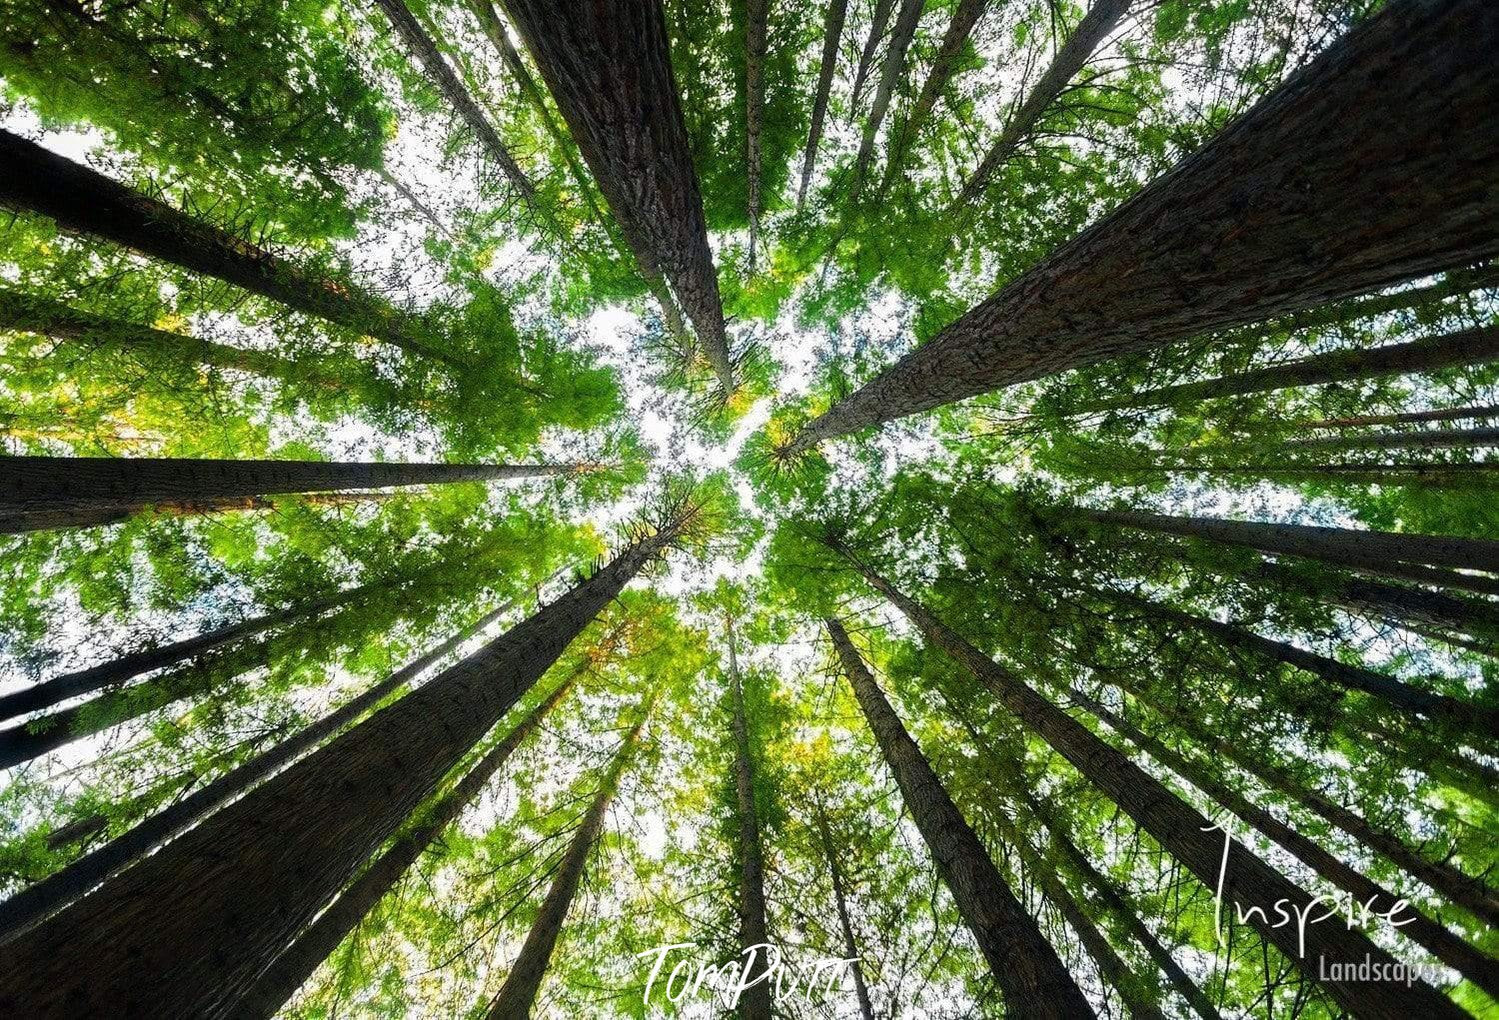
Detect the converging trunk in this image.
<box><xmin>745</xmin><ymin>0</ymin><xmax>768</xmax><ymax>272</ymax></box>
<box><xmin>1297</xmin><ymin>403</ymin><xmax>1499</xmax><ymax>430</ymax></box>
<box><xmin>812</xmin><ymin>800</ymin><xmax>876</xmax><ymax>1020</ymax></box>
<box><xmin>849</xmin><ymin>0</ymin><xmax>898</xmax><ymax>113</ymax></box>
<box><xmin>797</xmin><ymin>0</ymin><xmax>849</xmax><ymax>210</ymax></box>
<box><xmin>880</xmin><ymin>0</ymin><xmax>988</xmax><ymax>190</ymax></box>
<box><xmin>727</xmin><ymin>617</ymin><xmax>773</xmax><ymax>1020</ymax></box>
<box><xmin>848</xmin><ymin>0</ymin><xmax>925</xmax><ymax>199</ymax></box>
<box><xmin>1282</xmin><ymin>425</ymin><xmax>1499</xmax><ymax>452</ymax></box>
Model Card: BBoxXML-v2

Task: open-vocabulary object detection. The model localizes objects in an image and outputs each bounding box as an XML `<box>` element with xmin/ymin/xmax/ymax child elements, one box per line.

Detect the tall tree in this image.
<box><xmin>780</xmin><ymin>0</ymin><xmax>1499</xmax><ymax>454</ymax></box>
<box><xmin>811</xmin><ymin>798</ymin><xmax>876</xmax><ymax>1020</ymax></box>
<box><xmin>796</xmin><ymin>0</ymin><xmax>849</xmax><ymax>210</ymax></box>
<box><xmin>849</xmin><ymin>0</ymin><xmax>898</xmax><ymax>113</ymax></box>
<box><xmin>880</xmin><ymin>0</ymin><xmax>988</xmax><ymax>190</ymax></box>
<box><xmin>1281</xmin><ymin>425</ymin><xmax>1499</xmax><ymax>452</ymax></box>
<box><xmin>745</xmin><ymin>0</ymin><xmax>769</xmax><ymax>273</ymax></box>
<box><xmin>1297</xmin><ymin>403</ymin><xmax>1499</xmax><ymax>430</ymax></box>
<box><xmin>726</xmin><ymin>616</ymin><xmax>774</xmax><ymax>1020</ymax></box>
<box><xmin>848</xmin><ymin>0</ymin><xmax>925</xmax><ymax>197</ymax></box>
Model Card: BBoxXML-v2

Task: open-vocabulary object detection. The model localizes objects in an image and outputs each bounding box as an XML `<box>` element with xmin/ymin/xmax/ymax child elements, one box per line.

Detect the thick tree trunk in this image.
<box><xmin>1283</xmin><ymin>425</ymin><xmax>1499</xmax><ymax>452</ymax></box>
<box><xmin>0</xmin><ymin>130</ymin><xmax>461</xmax><ymax>369</ymax></box>
<box><xmin>797</xmin><ymin>0</ymin><xmax>849</xmax><ymax>210</ymax></box>
<box><xmin>726</xmin><ymin>618</ymin><xmax>774</xmax><ymax>1020</ymax></box>
<box><xmin>373</xmin><ymin>0</ymin><xmax>534</xmax><ymax>202</ymax></box>
<box><xmin>812</xmin><ymin>800</ymin><xmax>876</xmax><ymax>1020</ymax></box>
<box><xmin>1070</xmin><ymin>688</ymin><xmax>1499</xmax><ymax>999</ymax></box>
<box><xmin>880</xmin><ymin>0</ymin><xmax>987</xmax><ymax>190</ymax></box>
<box><xmin>953</xmin><ymin>0</ymin><xmax>1128</xmax><ymax>208</ymax></box>
<box><xmin>782</xmin><ymin>1</ymin><xmax>1499</xmax><ymax>454</ymax></box>
<box><xmin>1089</xmin><ymin>325</ymin><xmax>1499</xmax><ymax>413</ymax></box>
<box><xmin>501</xmin><ymin>0</ymin><xmax>734</xmax><ymax>392</ymax></box>
<box><xmin>243</xmin><ymin>666</ymin><xmax>580</xmax><ymax>1019</ymax></box>
<box><xmin>745</xmin><ymin>0</ymin><xmax>768</xmax><ymax>273</ymax></box>
<box><xmin>0</xmin><ymin>600</ymin><xmax>513</xmax><ymax>944</ymax></box>
<box><xmin>835</xmin><ymin>551</ymin><xmax>1466</xmax><ymax>1016</ymax></box>
<box><xmin>1298</xmin><ymin>403</ymin><xmax>1499</xmax><ymax>431</ymax></box>
<box><xmin>0</xmin><ymin>511</ymin><xmax>690</xmax><ymax>1016</ymax></box>
<box><xmin>485</xmin><ymin>709</ymin><xmax>647</xmax><ymax>1019</ymax></box>
<box><xmin>826</xmin><ymin>617</ymin><xmax>1092</xmax><ymax>1015</ymax></box>
<box><xmin>849</xmin><ymin>0</ymin><xmax>925</xmax><ymax>196</ymax></box>
<box><xmin>0</xmin><ymin>456</ymin><xmax>574</xmax><ymax>534</ymax></box>
<box><xmin>849</xmin><ymin>0</ymin><xmax>898</xmax><ymax>114</ymax></box>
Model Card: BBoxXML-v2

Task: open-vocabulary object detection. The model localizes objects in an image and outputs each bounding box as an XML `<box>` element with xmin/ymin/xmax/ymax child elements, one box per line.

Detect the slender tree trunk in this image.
<box><xmin>0</xmin><ymin>600</ymin><xmax>513</xmax><ymax>945</ymax></box>
<box><xmin>1298</xmin><ymin>403</ymin><xmax>1499</xmax><ymax>430</ymax></box>
<box><xmin>782</xmin><ymin>1</ymin><xmax>1499</xmax><ymax>454</ymax></box>
<box><xmin>1282</xmin><ymin>425</ymin><xmax>1499</xmax><ymax>452</ymax></box>
<box><xmin>849</xmin><ymin>0</ymin><xmax>898</xmax><ymax>114</ymax></box>
<box><xmin>880</xmin><ymin>0</ymin><xmax>987</xmax><ymax>191</ymax></box>
<box><xmin>745</xmin><ymin>0</ymin><xmax>768</xmax><ymax>273</ymax></box>
<box><xmin>0</xmin><ymin>490</ymin><xmax>400</xmax><ymax>536</ymax></box>
<box><xmin>0</xmin><ymin>507</ymin><xmax>693</xmax><ymax>1016</ymax></box>
<box><xmin>1126</xmin><ymin>460</ymin><xmax>1499</xmax><ymax>495</ymax></box>
<box><xmin>243</xmin><ymin>665</ymin><xmax>580</xmax><ymax>1019</ymax></box>
<box><xmin>726</xmin><ymin>617</ymin><xmax>774</xmax><ymax>1020</ymax></box>
<box><xmin>797</xmin><ymin>0</ymin><xmax>849</xmax><ymax>210</ymax></box>
<box><xmin>0</xmin><ymin>456</ymin><xmax>575</xmax><ymax>534</ymax></box>
<box><xmin>849</xmin><ymin>0</ymin><xmax>925</xmax><ymax>196</ymax></box>
<box><xmin>501</xmin><ymin>0</ymin><xmax>735</xmax><ymax>392</ymax></box>
<box><xmin>812</xmin><ymin>800</ymin><xmax>876</xmax><ymax>1020</ymax></box>
<box><xmin>953</xmin><ymin>0</ymin><xmax>1128</xmax><ymax>208</ymax></box>
<box><xmin>1278</xmin><ymin>263</ymin><xmax>1499</xmax><ymax>333</ymax></box>
<box><xmin>833</xmin><ymin>550</ymin><xmax>1466</xmax><ymax>1017</ymax></box>
<box><xmin>485</xmin><ymin>708</ymin><xmax>647</xmax><ymax>1019</ymax></box>
<box><xmin>1069</xmin><ymin>688</ymin><xmax>1499</xmax><ymax>999</ymax></box>
<box><xmin>373</xmin><ymin>0</ymin><xmax>534</xmax><ymax>202</ymax></box>
<box><xmin>826</xmin><ymin>617</ymin><xmax>1092</xmax><ymax>1015</ymax></box>
<box><xmin>0</xmin><ymin>130</ymin><xmax>462</xmax><ymax>369</ymax></box>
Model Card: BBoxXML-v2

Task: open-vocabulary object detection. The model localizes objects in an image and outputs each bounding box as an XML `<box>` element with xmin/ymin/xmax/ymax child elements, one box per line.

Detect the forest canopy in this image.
<box><xmin>0</xmin><ymin>0</ymin><xmax>1497</xmax><ymax>1017</ymax></box>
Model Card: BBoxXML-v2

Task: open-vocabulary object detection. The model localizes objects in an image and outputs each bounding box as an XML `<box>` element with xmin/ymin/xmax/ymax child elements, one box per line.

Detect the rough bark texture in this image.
<box><xmin>1070</xmin><ymin>689</ymin><xmax>1499</xmax><ymax>999</ymax></box>
<box><xmin>501</xmin><ymin>0</ymin><xmax>734</xmax><ymax>391</ymax></box>
<box><xmin>797</xmin><ymin>0</ymin><xmax>849</xmax><ymax>210</ymax></box>
<box><xmin>849</xmin><ymin>0</ymin><xmax>925</xmax><ymax>194</ymax></box>
<box><xmin>839</xmin><ymin>552</ymin><xmax>1466</xmax><ymax>1017</ymax></box>
<box><xmin>826</xmin><ymin>617</ymin><xmax>1091</xmax><ymax>1016</ymax></box>
<box><xmin>727</xmin><ymin>619</ymin><xmax>774</xmax><ymax>1020</ymax></box>
<box><xmin>0</xmin><ymin>600</ymin><xmax>512</xmax><ymax>945</ymax></box>
<box><xmin>373</xmin><ymin>0</ymin><xmax>534</xmax><ymax>200</ymax></box>
<box><xmin>745</xmin><ymin>0</ymin><xmax>768</xmax><ymax>273</ymax></box>
<box><xmin>784</xmin><ymin>1</ymin><xmax>1499</xmax><ymax>453</ymax></box>
<box><xmin>1300</xmin><ymin>403</ymin><xmax>1499</xmax><ymax>430</ymax></box>
<box><xmin>813</xmin><ymin>800</ymin><xmax>876</xmax><ymax>1020</ymax></box>
<box><xmin>849</xmin><ymin>0</ymin><xmax>898</xmax><ymax>113</ymax></box>
<box><xmin>0</xmin><ymin>456</ymin><xmax>572</xmax><ymax>532</ymax></box>
<box><xmin>954</xmin><ymin>0</ymin><xmax>1129</xmax><ymax>207</ymax></box>
<box><xmin>486</xmin><ymin>710</ymin><xmax>646</xmax><ymax>1020</ymax></box>
<box><xmin>881</xmin><ymin>0</ymin><xmax>987</xmax><ymax>190</ymax></box>
<box><xmin>1283</xmin><ymin>425</ymin><xmax>1499</xmax><ymax>452</ymax></box>
<box><xmin>0</xmin><ymin>521</ymin><xmax>683</xmax><ymax>1017</ymax></box>
<box><xmin>0</xmin><ymin>130</ymin><xmax>458</xmax><ymax>368</ymax></box>
<box><xmin>1087</xmin><ymin>324</ymin><xmax>1499</xmax><ymax>413</ymax></box>
<box><xmin>243</xmin><ymin>666</ymin><xmax>578</xmax><ymax>1019</ymax></box>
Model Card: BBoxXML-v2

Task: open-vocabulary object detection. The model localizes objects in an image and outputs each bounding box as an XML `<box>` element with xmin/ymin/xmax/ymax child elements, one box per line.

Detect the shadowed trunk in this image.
<box><xmin>745</xmin><ymin>0</ymin><xmax>768</xmax><ymax>272</ymax></box>
<box><xmin>1298</xmin><ymin>403</ymin><xmax>1499</xmax><ymax>430</ymax></box>
<box><xmin>0</xmin><ymin>507</ymin><xmax>693</xmax><ymax>1016</ymax></box>
<box><xmin>0</xmin><ymin>599</ymin><xmax>514</xmax><ymax>944</ymax></box>
<box><xmin>782</xmin><ymin>1</ymin><xmax>1499</xmax><ymax>453</ymax></box>
<box><xmin>0</xmin><ymin>490</ymin><xmax>396</xmax><ymax>536</ymax></box>
<box><xmin>881</xmin><ymin>0</ymin><xmax>987</xmax><ymax>190</ymax></box>
<box><xmin>244</xmin><ymin>666</ymin><xmax>580</xmax><ymax>1019</ymax></box>
<box><xmin>1119</xmin><ymin>460</ymin><xmax>1499</xmax><ymax>495</ymax></box>
<box><xmin>727</xmin><ymin>617</ymin><xmax>773</xmax><ymax>1020</ymax></box>
<box><xmin>797</xmin><ymin>0</ymin><xmax>849</xmax><ymax>210</ymax></box>
<box><xmin>848</xmin><ymin>0</ymin><xmax>925</xmax><ymax>198</ymax></box>
<box><xmin>849</xmin><ymin>0</ymin><xmax>898</xmax><ymax>113</ymax></box>
<box><xmin>826</xmin><ymin>617</ymin><xmax>1092</xmax><ymax>1015</ymax></box>
<box><xmin>0</xmin><ymin>130</ymin><xmax>462</xmax><ymax>369</ymax></box>
<box><xmin>832</xmin><ymin>546</ymin><xmax>1466</xmax><ymax>1017</ymax></box>
<box><xmin>953</xmin><ymin>0</ymin><xmax>1129</xmax><ymax>208</ymax></box>
<box><xmin>812</xmin><ymin>799</ymin><xmax>875</xmax><ymax>1020</ymax></box>
<box><xmin>1283</xmin><ymin>425</ymin><xmax>1499</xmax><ymax>452</ymax></box>
<box><xmin>501</xmin><ymin>0</ymin><xmax>734</xmax><ymax>392</ymax></box>
<box><xmin>485</xmin><ymin>708</ymin><xmax>647</xmax><ymax>1019</ymax></box>
<box><xmin>1277</xmin><ymin>263</ymin><xmax>1499</xmax><ymax>333</ymax></box>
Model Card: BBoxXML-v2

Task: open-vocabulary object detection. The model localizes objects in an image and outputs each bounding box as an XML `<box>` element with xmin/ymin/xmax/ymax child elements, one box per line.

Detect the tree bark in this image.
<box><xmin>0</xmin><ymin>456</ymin><xmax>575</xmax><ymax>534</ymax></box>
<box><xmin>826</xmin><ymin>617</ymin><xmax>1092</xmax><ymax>1015</ymax></box>
<box><xmin>1277</xmin><ymin>262</ymin><xmax>1499</xmax><ymax>334</ymax></box>
<box><xmin>849</xmin><ymin>0</ymin><xmax>925</xmax><ymax>196</ymax></box>
<box><xmin>833</xmin><ymin>549</ymin><xmax>1466</xmax><ymax>1017</ymax></box>
<box><xmin>0</xmin><ymin>509</ymin><xmax>692</xmax><ymax>1016</ymax></box>
<box><xmin>812</xmin><ymin>799</ymin><xmax>876</xmax><ymax>1020</ymax></box>
<box><xmin>726</xmin><ymin>617</ymin><xmax>774</xmax><ymax>1020</ymax></box>
<box><xmin>0</xmin><ymin>599</ymin><xmax>513</xmax><ymax>945</ymax></box>
<box><xmin>1070</xmin><ymin>688</ymin><xmax>1499</xmax><ymax>1000</ymax></box>
<box><xmin>0</xmin><ymin>130</ymin><xmax>462</xmax><ymax>369</ymax></box>
<box><xmin>1128</xmin><ymin>461</ymin><xmax>1499</xmax><ymax>495</ymax></box>
<box><xmin>243</xmin><ymin>664</ymin><xmax>580</xmax><ymax>1019</ymax></box>
<box><xmin>1283</xmin><ymin>425</ymin><xmax>1499</xmax><ymax>452</ymax></box>
<box><xmin>849</xmin><ymin>0</ymin><xmax>898</xmax><ymax>114</ymax></box>
<box><xmin>373</xmin><ymin>0</ymin><xmax>534</xmax><ymax>202</ymax></box>
<box><xmin>782</xmin><ymin>1</ymin><xmax>1499</xmax><ymax>454</ymax></box>
<box><xmin>1299</xmin><ymin>403</ymin><xmax>1499</xmax><ymax>431</ymax></box>
<box><xmin>797</xmin><ymin>0</ymin><xmax>849</xmax><ymax>210</ymax></box>
<box><xmin>953</xmin><ymin>0</ymin><xmax>1128</xmax><ymax>208</ymax></box>
<box><xmin>880</xmin><ymin>0</ymin><xmax>987</xmax><ymax>191</ymax></box>
<box><xmin>485</xmin><ymin>708</ymin><xmax>647</xmax><ymax>1019</ymax></box>
<box><xmin>745</xmin><ymin>0</ymin><xmax>768</xmax><ymax>273</ymax></box>
<box><xmin>500</xmin><ymin>0</ymin><xmax>735</xmax><ymax>392</ymax></box>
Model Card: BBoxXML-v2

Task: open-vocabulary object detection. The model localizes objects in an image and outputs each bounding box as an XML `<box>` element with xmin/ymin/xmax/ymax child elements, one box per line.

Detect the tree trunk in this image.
<box><xmin>0</xmin><ymin>509</ymin><xmax>692</xmax><ymax>1016</ymax></box>
<box><xmin>812</xmin><ymin>799</ymin><xmax>876</xmax><ymax>1020</ymax></box>
<box><xmin>1283</xmin><ymin>425</ymin><xmax>1499</xmax><ymax>452</ymax></box>
<box><xmin>880</xmin><ymin>0</ymin><xmax>987</xmax><ymax>191</ymax></box>
<box><xmin>500</xmin><ymin>0</ymin><xmax>735</xmax><ymax>393</ymax></box>
<box><xmin>849</xmin><ymin>0</ymin><xmax>898</xmax><ymax>114</ymax></box>
<box><xmin>953</xmin><ymin>0</ymin><xmax>1128</xmax><ymax>208</ymax></box>
<box><xmin>373</xmin><ymin>0</ymin><xmax>534</xmax><ymax>202</ymax></box>
<box><xmin>1299</xmin><ymin>403</ymin><xmax>1499</xmax><ymax>431</ymax></box>
<box><xmin>745</xmin><ymin>0</ymin><xmax>768</xmax><ymax>273</ymax></box>
<box><xmin>1127</xmin><ymin>461</ymin><xmax>1499</xmax><ymax>495</ymax></box>
<box><xmin>849</xmin><ymin>0</ymin><xmax>925</xmax><ymax>196</ymax></box>
<box><xmin>726</xmin><ymin>617</ymin><xmax>774</xmax><ymax>1020</ymax></box>
<box><xmin>0</xmin><ymin>599</ymin><xmax>513</xmax><ymax>945</ymax></box>
<box><xmin>781</xmin><ymin>1</ymin><xmax>1499</xmax><ymax>454</ymax></box>
<box><xmin>1070</xmin><ymin>688</ymin><xmax>1499</xmax><ymax>1000</ymax></box>
<box><xmin>834</xmin><ymin>550</ymin><xmax>1466</xmax><ymax>1017</ymax></box>
<box><xmin>0</xmin><ymin>456</ymin><xmax>574</xmax><ymax>534</ymax></box>
<box><xmin>825</xmin><ymin>617</ymin><xmax>1092</xmax><ymax>1015</ymax></box>
<box><xmin>797</xmin><ymin>0</ymin><xmax>849</xmax><ymax>210</ymax></box>
<box><xmin>0</xmin><ymin>289</ymin><xmax>305</xmax><ymax>383</ymax></box>
<box><xmin>485</xmin><ymin>708</ymin><xmax>647</xmax><ymax>1019</ymax></box>
<box><xmin>0</xmin><ymin>130</ymin><xmax>462</xmax><ymax>369</ymax></box>
<box><xmin>1277</xmin><ymin>263</ymin><xmax>1499</xmax><ymax>333</ymax></box>
<box><xmin>243</xmin><ymin>664</ymin><xmax>580</xmax><ymax>1019</ymax></box>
